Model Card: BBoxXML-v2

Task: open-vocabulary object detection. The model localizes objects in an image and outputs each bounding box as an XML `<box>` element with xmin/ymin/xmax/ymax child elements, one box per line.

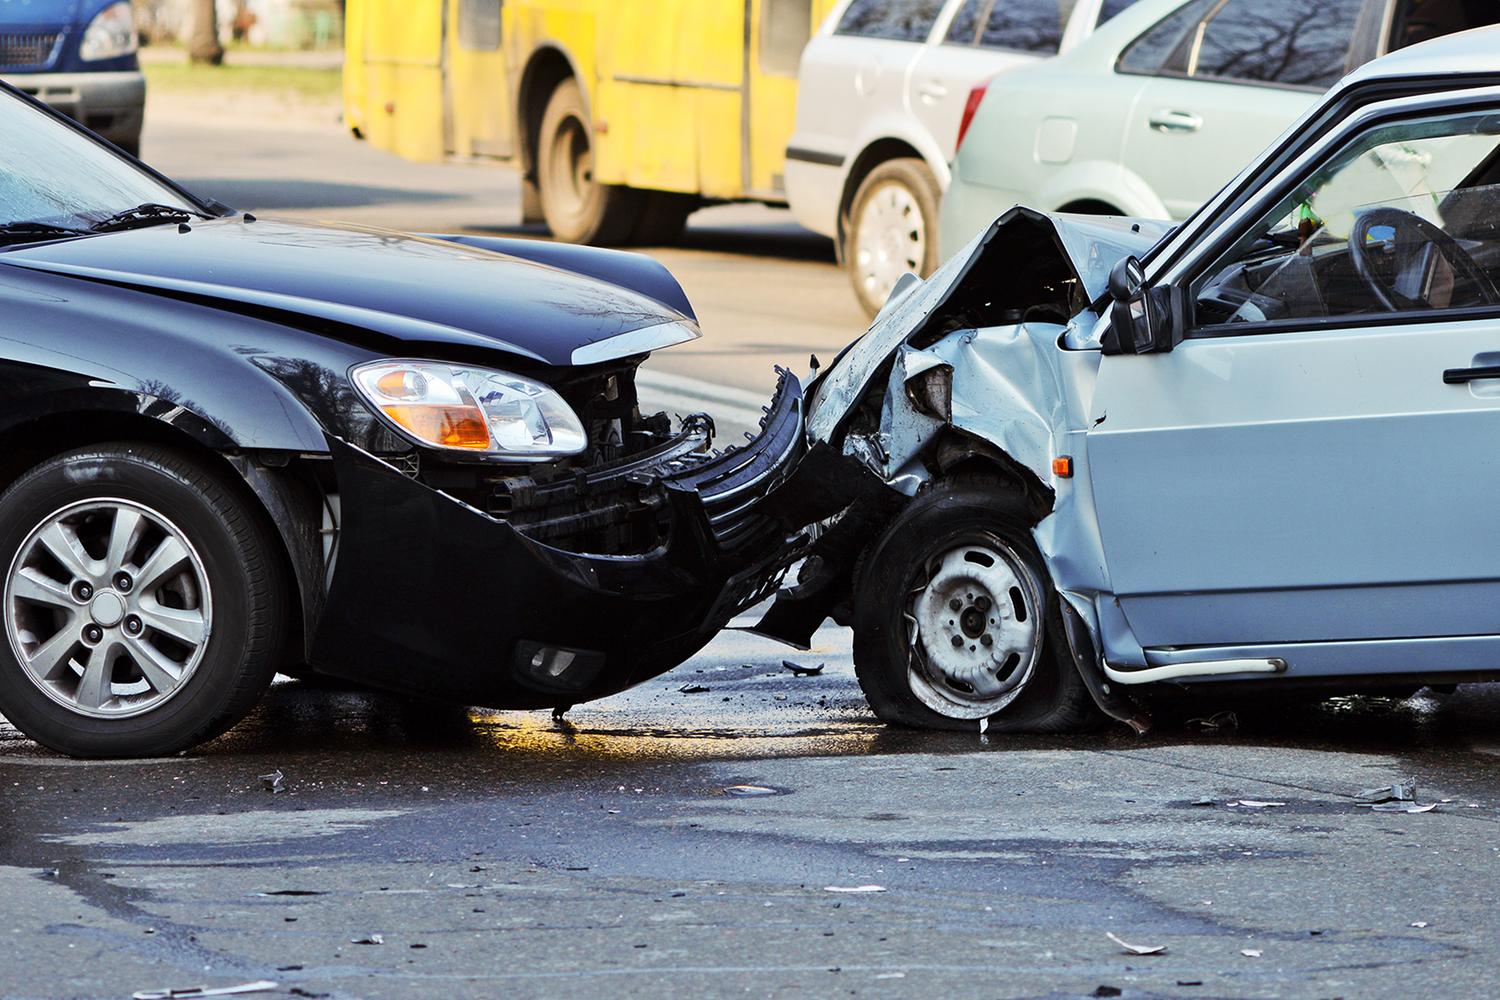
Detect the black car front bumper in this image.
<box><xmin>310</xmin><ymin>371</ymin><xmax>812</xmax><ymax>706</ymax></box>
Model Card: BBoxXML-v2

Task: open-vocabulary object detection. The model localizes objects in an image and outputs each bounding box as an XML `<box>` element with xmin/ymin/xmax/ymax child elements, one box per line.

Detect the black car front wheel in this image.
<box><xmin>852</xmin><ymin>484</ymin><xmax>1098</xmax><ymax>733</ymax></box>
<box><xmin>0</xmin><ymin>444</ymin><xmax>285</xmax><ymax>757</ymax></box>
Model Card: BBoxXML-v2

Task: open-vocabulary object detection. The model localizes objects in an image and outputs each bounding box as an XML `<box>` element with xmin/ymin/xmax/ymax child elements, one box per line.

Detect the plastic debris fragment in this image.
<box><xmin>1370</xmin><ymin>802</ymin><xmax>1437</xmax><ymax>813</ymax></box>
<box><xmin>133</xmin><ymin>983</ymin><xmax>278</xmax><ymax>1000</ymax></box>
<box><xmin>1356</xmin><ymin>782</ymin><xmax>1416</xmax><ymax>804</ymax></box>
<box><xmin>782</xmin><ymin>660</ymin><xmax>825</xmax><ymax>677</ymax></box>
<box><xmin>1106</xmin><ymin>931</ymin><xmax>1166</xmax><ymax>955</ymax></box>
<box><xmin>723</xmin><ymin>785</ymin><xmax>777</xmax><ymax>797</ymax></box>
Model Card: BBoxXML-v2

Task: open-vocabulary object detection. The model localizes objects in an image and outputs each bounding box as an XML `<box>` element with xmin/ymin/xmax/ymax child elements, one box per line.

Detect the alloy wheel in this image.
<box><xmin>4</xmin><ymin>498</ymin><xmax>213</xmax><ymax>719</ymax></box>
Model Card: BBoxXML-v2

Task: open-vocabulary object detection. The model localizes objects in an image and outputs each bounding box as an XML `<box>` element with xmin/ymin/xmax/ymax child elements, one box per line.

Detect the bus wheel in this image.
<box><xmin>537</xmin><ymin>78</ymin><xmax>642</xmax><ymax>244</ymax></box>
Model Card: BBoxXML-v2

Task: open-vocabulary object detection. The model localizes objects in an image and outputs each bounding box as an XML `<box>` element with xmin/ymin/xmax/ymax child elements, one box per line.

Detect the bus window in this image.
<box><xmin>459</xmin><ymin>0</ymin><xmax>502</xmax><ymax>50</ymax></box>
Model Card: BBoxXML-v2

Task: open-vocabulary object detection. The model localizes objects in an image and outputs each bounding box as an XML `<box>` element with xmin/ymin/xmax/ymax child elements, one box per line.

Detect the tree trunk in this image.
<box><xmin>187</xmin><ymin>0</ymin><xmax>224</xmax><ymax>65</ymax></box>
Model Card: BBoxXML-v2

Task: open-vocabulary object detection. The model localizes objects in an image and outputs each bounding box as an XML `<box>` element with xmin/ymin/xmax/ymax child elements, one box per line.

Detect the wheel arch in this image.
<box><xmin>836</xmin><ymin>136</ymin><xmax>942</xmax><ymax>263</ymax></box>
<box><xmin>0</xmin><ymin>402</ymin><xmax>325</xmax><ymax>669</ymax></box>
<box><xmin>517</xmin><ymin>44</ymin><xmax>586</xmax><ymax>184</ymax></box>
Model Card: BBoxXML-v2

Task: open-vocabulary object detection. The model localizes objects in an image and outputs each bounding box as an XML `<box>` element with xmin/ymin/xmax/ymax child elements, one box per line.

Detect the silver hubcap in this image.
<box><xmin>906</xmin><ymin>536</ymin><xmax>1043</xmax><ymax>719</ymax></box>
<box><xmin>854</xmin><ymin>180</ymin><xmax>927</xmax><ymax>307</ymax></box>
<box><xmin>5</xmin><ymin>499</ymin><xmax>213</xmax><ymax>719</ymax></box>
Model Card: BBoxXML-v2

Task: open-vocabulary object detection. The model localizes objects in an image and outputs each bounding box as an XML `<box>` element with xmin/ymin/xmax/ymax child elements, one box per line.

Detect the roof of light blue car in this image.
<box><xmin>1346</xmin><ymin>25</ymin><xmax>1500</xmax><ymax>85</ymax></box>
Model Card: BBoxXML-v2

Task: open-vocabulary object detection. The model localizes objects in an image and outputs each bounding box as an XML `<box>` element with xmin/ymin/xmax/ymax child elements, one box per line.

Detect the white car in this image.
<box><xmin>939</xmin><ymin>0</ymin><xmax>1500</xmax><ymax>259</ymax></box>
<box><xmin>784</xmin><ymin>0</ymin><xmax>1141</xmax><ymax>316</ymax></box>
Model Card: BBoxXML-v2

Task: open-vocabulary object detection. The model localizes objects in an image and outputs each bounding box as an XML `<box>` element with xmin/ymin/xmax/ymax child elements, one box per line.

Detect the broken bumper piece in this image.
<box><xmin>311</xmin><ymin>371</ymin><xmax>809</xmax><ymax>707</ymax></box>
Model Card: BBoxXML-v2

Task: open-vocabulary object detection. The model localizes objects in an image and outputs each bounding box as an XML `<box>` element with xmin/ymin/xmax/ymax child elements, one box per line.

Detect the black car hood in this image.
<box><xmin>0</xmin><ymin>218</ymin><xmax>697</xmax><ymax>368</ymax></box>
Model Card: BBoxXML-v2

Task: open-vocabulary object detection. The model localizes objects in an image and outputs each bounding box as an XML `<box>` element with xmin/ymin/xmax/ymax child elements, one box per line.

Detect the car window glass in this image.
<box><xmin>762</xmin><ymin>0</ymin><xmax>813</xmax><ymax>74</ymax></box>
<box><xmin>1098</xmin><ymin>0</ymin><xmax>1141</xmax><ymax>25</ymax></box>
<box><xmin>457</xmin><ymin>0</ymin><xmax>502</xmax><ymax>50</ymax></box>
<box><xmin>834</xmin><ymin>0</ymin><xmax>946</xmax><ymax>41</ymax></box>
<box><xmin>1192</xmin><ymin>0</ymin><xmax>1362</xmax><ymax>90</ymax></box>
<box><xmin>1389</xmin><ymin>0</ymin><xmax>1500</xmax><ymax>51</ymax></box>
<box><xmin>0</xmin><ymin>96</ymin><xmax>194</xmax><ymax>232</ymax></box>
<box><xmin>980</xmin><ymin>0</ymin><xmax>1076</xmax><ymax>54</ymax></box>
<box><xmin>1194</xmin><ymin>109</ymin><xmax>1500</xmax><ymax>328</ymax></box>
<box><xmin>945</xmin><ymin>0</ymin><xmax>986</xmax><ymax>44</ymax></box>
<box><xmin>1117</xmin><ymin>0</ymin><xmax>1212</xmax><ymax>76</ymax></box>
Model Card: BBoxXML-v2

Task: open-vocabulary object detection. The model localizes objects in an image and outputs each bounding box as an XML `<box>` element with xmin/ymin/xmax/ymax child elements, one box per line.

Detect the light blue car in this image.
<box><xmin>760</xmin><ymin>27</ymin><xmax>1500</xmax><ymax>734</ymax></box>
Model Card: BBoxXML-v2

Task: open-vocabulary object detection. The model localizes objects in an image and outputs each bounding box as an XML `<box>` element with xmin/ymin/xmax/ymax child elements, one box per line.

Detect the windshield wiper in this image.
<box><xmin>87</xmin><ymin>203</ymin><xmax>201</xmax><ymax>233</ymax></box>
<box><xmin>0</xmin><ymin>221</ymin><xmax>90</xmax><ymax>245</ymax></box>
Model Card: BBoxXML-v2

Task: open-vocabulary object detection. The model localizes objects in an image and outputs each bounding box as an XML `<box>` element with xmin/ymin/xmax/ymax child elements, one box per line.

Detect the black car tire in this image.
<box><xmin>852</xmin><ymin>484</ymin><xmax>1099</xmax><ymax>733</ymax></box>
<box><xmin>537</xmin><ymin>78</ymin><xmax>643</xmax><ymax>244</ymax></box>
<box><xmin>846</xmin><ymin>157</ymin><xmax>941</xmax><ymax>318</ymax></box>
<box><xmin>0</xmin><ymin>444</ymin><xmax>286</xmax><ymax>758</ymax></box>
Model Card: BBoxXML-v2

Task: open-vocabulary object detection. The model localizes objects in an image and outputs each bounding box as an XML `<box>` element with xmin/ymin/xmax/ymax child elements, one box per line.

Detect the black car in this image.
<box><xmin>0</xmin><ymin>83</ymin><xmax>819</xmax><ymax>758</ymax></box>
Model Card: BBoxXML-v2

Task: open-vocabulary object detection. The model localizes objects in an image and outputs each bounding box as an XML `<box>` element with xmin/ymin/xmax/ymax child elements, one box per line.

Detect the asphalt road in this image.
<box><xmin>5</xmin><ymin>102</ymin><xmax>1500</xmax><ymax>1000</ymax></box>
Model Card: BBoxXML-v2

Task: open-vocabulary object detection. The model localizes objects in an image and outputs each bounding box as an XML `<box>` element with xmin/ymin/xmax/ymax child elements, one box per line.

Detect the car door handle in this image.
<box><xmin>917</xmin><ymin>80</ymin><xmax>948</xmax><ymax>103</ymax></box>
<box><xmin>1148</xmin><ymin>109</ymin><xmax>1203</xmax><ymax>133</ymax></box>
<box><xmin>1443</xmin><ymin>364</ymin><xmax>1500</xmax><ymax>383</ymax></box>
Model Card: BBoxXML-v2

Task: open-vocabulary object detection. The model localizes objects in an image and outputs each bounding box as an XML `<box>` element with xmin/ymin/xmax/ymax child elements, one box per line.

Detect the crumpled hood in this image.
<box><xmin>1</xmin><ymin>218</ymin><xmax>696</xmax><ymax>368</ymax></box>
<box><xmin>807</xmin><ymin>208</ymin><xmax>1172</xmax><ymax>441</ymax></box>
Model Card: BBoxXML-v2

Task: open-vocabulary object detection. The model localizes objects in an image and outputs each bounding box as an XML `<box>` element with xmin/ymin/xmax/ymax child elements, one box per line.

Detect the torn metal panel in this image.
<box><xmin>794</xmin><ymin>208</ymin><xmax>1165</xmax><ymax>707</ymax></box>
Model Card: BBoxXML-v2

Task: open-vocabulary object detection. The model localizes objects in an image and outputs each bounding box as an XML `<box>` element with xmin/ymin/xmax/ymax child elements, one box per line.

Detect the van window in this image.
<box><xmin>457</xmin><ymin>0</ymin><xmax>502</xmax><ymax>51</ymax></box>
<box><xmin>979</xmin><ymin>0</ymin><xmax>1075</xmax><ymax>54</ymax></box>
<box><xmin>835</xmin><ymin>0</ymin><xmax>946</xmax><ymax>42</ymax></box>
<box><xmin>762</xmin><ymin>0</ymin><xmax>813</xmax><ymax>75</ymax></box>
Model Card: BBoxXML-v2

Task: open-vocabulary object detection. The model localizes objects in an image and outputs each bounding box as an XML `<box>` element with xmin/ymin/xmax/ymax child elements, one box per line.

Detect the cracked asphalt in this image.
<box><xmin>5</xmin><ymin>92</ymin><xmax>1500</xmax><ymax>1000</ymax></box>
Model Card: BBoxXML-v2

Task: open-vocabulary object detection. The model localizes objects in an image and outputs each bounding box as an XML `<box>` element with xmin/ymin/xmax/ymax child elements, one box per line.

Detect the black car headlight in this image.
<box><xmin>351</xmin><ymin>360</ymin><xmax>587</xmax><ymax>459</ymax></box>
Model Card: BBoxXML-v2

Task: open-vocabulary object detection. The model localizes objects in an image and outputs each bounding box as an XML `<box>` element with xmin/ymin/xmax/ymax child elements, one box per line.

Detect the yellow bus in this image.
<box><xmin>344</xmin><ymin>0</ymin><xmax>836</xmax><ymax>245</ymax></box>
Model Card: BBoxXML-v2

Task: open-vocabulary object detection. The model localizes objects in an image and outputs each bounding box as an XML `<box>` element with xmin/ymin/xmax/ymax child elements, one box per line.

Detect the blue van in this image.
<box><xmin>0</xmin><ymin>1</ymin><xmax>144</xmax><ymax>154</ymax></box>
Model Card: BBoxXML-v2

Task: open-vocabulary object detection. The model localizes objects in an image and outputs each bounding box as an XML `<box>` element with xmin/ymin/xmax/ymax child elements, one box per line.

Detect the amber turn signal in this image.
<box><xmin>1052</xmin><ymin>456</ymin><xmax>1074</xmax><ymax>478</ymax></box>
<box><xmin>380</xmin><ymin>403</ymin><xmax>492</xmax><ymax>450</ymax></box>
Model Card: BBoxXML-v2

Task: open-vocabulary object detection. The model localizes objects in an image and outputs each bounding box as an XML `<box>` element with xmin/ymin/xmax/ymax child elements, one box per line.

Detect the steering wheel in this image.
<box><xmin>1348</xmin><ymin>207</ymin><xmax>1499</xmax><ymax>311</ymax></box>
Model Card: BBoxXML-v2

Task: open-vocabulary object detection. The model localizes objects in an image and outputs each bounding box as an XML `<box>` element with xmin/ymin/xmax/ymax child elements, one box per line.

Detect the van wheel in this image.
<box><xmin>537</xmin><ymin>78</ymin><xmax>643</xmax><ymax>244</ymax></box>
<box><xmin>852</xmin><ymin>484</ymin><xmax>1098</xmax><ymax>733</ymax></box>
<box><xmin>846</xmin><ymin>157</ymin><xmax>940</xmax><ymax>318</ymax></box>
<box><xmin>0</xmin><ymin>444</ymin><xmax>286</xmax><ymax>758</ymax></box>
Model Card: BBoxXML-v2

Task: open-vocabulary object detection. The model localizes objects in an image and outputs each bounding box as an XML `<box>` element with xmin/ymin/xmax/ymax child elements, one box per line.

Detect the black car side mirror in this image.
<box><xmin>1102</xmin><ymin>256</ymin><xmax>1182</xmax><ymax>355</ymax></box>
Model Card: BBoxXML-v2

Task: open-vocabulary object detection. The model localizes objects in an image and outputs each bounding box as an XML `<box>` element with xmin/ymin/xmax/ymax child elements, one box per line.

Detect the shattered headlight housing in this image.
<box><xmin>352</xmin><ymin>361</ymin><xmax>588</xmax><ymax>459</ymax></box>
<box><xmin>80</xmin><ymin>2</ymin><xmax>138</xmax><ymax>61</ymax></box>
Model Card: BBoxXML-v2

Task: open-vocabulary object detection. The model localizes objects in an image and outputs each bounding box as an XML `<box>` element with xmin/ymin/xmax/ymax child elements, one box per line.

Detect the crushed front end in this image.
<box><xmin>310</xmin><ymin>366</ymin><xmax>817</xmax><ymax>708</ymax></box>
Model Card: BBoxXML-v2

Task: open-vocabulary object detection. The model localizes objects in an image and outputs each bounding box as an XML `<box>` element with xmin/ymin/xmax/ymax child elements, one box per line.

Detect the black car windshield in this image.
<box><xmin>0</xmin><ymin>92</ymin><xmax>199</xmax><ymax>236</ymax></box>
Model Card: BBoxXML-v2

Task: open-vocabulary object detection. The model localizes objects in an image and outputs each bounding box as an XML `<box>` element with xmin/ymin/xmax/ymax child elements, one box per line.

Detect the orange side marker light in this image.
<box><xmin>1052</xmin><ymin>456</ymin><xmax>1074</xmax><ymax>479</ymax></box>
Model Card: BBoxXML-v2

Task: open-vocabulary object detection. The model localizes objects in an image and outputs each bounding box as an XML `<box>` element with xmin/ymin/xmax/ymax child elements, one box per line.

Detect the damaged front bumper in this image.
<box><xmin>309</xmin><ymin>371</ymin><xmax>815</xmax><ymax>707</ymax></box>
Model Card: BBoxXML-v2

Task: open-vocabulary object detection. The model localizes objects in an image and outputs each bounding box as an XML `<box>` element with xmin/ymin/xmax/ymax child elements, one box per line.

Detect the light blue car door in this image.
<box><xmin>1086</xmin><ymin>98</ymin><xmax>1500</xmax><ymax>670</ymax></box>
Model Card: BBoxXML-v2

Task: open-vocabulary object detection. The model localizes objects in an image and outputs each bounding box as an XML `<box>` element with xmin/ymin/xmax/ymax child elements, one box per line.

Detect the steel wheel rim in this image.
<box><xmin>854</xmin><ymin>180</ymin><xmax>927</xmax><ymax>306</ymax></box>
<box><xmin>546</xmin><ymin>112</ymin><xmax>593</xmax><ymax>225</ymax></box>
<box><xmin>5</xmin><ymin>498</ymin><xmax>213</xmax><ymax>719</ymax></box>
<box><xmin>904</xmin><ymin>532</ymin><xmax>1043</xmax><ymax>719</ymax></box>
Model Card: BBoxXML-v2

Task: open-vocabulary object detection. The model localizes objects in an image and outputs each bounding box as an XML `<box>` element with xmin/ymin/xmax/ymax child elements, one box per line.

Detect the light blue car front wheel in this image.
<box><xmin>851</xmin><ymin>482</ymin><xmax>1099</xmax><ymax>733</ymax></box>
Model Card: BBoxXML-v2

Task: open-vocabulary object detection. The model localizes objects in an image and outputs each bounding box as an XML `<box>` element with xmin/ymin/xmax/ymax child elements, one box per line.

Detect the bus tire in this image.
<box><xmin>537</xmin><ymin>78</ymin><xmax>642</xmax><ymax>244</ymax></box>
